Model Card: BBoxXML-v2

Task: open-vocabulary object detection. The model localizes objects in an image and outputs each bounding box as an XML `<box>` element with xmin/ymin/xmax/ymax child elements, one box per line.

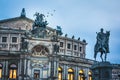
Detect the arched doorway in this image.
<box><xmin>68</xmin><ymin>68</ymin><xmax>74</xmax><ymax>80</ymax></box>
<box><xmin>58</xmin><ymin>67</ymin><xmax>62</xmax><ymax>80</ymax></box>
<box><xmin>9</xmin><ymin>64</ymin><xmax>17</xmax><ymax>79</ymax></box>
<box><xmin>78</xmin><ymin>70</ymin><xmax>84</xmax><ymax>80</ymax></box>
<box><xmin>34</xmin><ymin>70</ymin><xmax>40</xmax><ymax>79</ymax></box>
<box><xmin>31</xmin><ymin>45</ymin><xmax>49</xmax><ymax>79</ymax></box>
<box><xmin>88</xmin><ymin>71</ymin><xmax>92</xmax><ymax>80</ymax></box>
<box><xmin>0</xmin><ymin>64</ymin><xmax>2</xmax><ymax>79</ymax></box>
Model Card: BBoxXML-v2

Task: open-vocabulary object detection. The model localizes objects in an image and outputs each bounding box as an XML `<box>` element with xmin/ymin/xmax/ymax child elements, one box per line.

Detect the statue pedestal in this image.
<box><xmin>91</xmin><ymin>61</ymin><xmax>112</xmax><ymax>80</ymax></box>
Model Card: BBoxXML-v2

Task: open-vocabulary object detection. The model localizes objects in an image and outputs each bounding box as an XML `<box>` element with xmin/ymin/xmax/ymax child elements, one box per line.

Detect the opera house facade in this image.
<box><xmin>0</xmin><ymin>9</ymin><xmax>119</xmax><ymax>80</ymax></box>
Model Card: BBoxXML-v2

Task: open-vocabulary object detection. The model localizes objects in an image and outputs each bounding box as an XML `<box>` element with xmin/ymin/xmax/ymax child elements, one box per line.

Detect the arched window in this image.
<box><xmin>88</xmin><ymin>71</ymin><xmax>92</xmax><ymax>80</ymax></box>
<box><xmin>9</xmin><ymin>64</ymin><xmax>17</xmax><ymax>79</ymax></box>
<box><xmin>78</xmin><ymin>70</ymin><xmax>84</xmax><ymax>80</ymax></box>
<box><xmin>68</xmin><ymin>68</ymin><xmax>74</xmax><ymax>80</ymax></box>
<box><xmin>0</xmin><ymin>64</ymin><xmax>2</xmax><ymax>78</ymax></box>
<box><xmin>58</xmin><ymin>67</ymin><xmax>62</xmax><ymax>80</ymax></box>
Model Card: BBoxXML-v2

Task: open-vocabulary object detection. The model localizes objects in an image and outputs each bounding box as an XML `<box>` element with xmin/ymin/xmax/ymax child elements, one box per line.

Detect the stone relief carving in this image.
<box><xmin>32</xmin><ymin>45</ymin><xmax>49</xmax><ymax>56</ymax></box>
<box><xmin>31</xmin><ymin>60</ymin><xmax>49</xmax><ymax>68</ymax></box>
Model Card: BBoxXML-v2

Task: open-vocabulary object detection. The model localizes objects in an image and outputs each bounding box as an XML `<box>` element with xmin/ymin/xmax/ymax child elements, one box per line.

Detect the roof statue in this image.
<box><xmin>27</xmin><ymin>12</ymin><xmax>48</xmax><ymax>38</ymax></box>
<box><xmin>20</xmin><ymin>8</ymin><xmax>26</xmax><ymax>17</ymax></box>
<box><xmin>33</xmin><ymin>12</ymin><xmax>48</xmax><ymax>29</ymax></box>
<box><xmin>78</xmin><ymin>37</ymin><xmax>80</xmax><ymax>40</ymax></box>
<box><xmin>65</xmin><ymin>34</ymin><xmax>68</xmax><ymax>37</ymax></box>
<box><xmin>72</xmin><ymin>35</ymin><xmax>74</xmax><ymax>39</ymax></box>
<box><xmin>56</xmin><ymin>26</ymin><xmax>63</xmax><ymax>36</ymax></box>
<box><xmin>94</xmin><ymin>28</ymin><xmax>110</xmax><ymax>62</ymax></box>
<box><xmin>82</xmin><ymin>39</ymin><xmax>86</xmax><ymax>43</ymax></box>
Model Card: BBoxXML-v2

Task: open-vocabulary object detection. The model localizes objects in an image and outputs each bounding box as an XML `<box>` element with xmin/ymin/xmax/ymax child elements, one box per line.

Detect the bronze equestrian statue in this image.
<box><xmin>94</xmin><ymin>28</ymin><xmax>110</xmax><ymax>62</ymax></box>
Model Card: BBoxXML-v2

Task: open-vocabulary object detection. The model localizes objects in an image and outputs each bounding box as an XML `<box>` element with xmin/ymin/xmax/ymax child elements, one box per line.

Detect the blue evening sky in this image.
<box><xmin>0</xmin><ymin>0</ymin><xmax>120</xmax><ymax>63</ymax></box>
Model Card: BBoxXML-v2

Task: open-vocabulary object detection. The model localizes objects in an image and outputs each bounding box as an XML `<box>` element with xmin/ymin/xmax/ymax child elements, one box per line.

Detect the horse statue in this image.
<box><xmin>94</xmin><ymin>28</ymin><xmax>110</xmax><ymax>62</ymax></box>
<box><xmin>33</xmin><ymin>12</ymin><xmax>48</xmax><ymax>29</ymax></box>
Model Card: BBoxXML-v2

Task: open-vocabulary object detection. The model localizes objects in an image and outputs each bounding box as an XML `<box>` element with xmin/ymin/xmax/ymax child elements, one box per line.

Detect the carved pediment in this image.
<box><xmin>32</xmin><ymin>45</ymin><xmax>49</xmax><ymax>56</ymax></box>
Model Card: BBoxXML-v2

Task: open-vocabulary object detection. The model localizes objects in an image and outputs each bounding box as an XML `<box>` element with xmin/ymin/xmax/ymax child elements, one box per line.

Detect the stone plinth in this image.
<box><xmin>91</xmin><ymin>61</ymin><xmax>112</xmax><ymax>80</ymax></box>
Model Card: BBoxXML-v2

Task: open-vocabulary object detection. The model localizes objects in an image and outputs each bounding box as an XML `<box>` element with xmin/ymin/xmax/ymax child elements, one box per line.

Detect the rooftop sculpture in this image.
<box><xmin>25</xmin><ymin>12</ymin><xmax>63</xmax><ymax>38</ymax></box>
<box><xmin>33</xmin><ymin>12</ymin><xmax>48</xmax><ymax>29</ymax></box>
<box><xmin>56</xmin><ymin>26</ymin><xmax>63</xmax><ymax>36</ymax></box>
<box><xmin>20</xmin><ymin>8</ymin><xmax>26</xmax><ymax>17</ymax></box>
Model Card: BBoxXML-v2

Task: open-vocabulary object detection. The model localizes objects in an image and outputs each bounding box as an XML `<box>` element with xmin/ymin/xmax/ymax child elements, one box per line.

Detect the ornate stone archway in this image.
<box><xmin>68</xmin><ymin>68</ymin><xmax>74</xmax><ymax>80</ymax></box>
<box><xmin>31</xmin><ymin>45</ymin><xmax>49</xmax><ymax>56</ymax></box>
<box><xmin>79</xmin><ymin>70</ymin><xmax>85</xmax><ymax>80</ymax></box>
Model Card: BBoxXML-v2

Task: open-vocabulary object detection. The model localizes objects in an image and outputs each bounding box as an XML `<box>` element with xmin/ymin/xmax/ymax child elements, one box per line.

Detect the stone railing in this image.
<box><xmin>59</xmin><ymin>55</ymin><xmax>94</xmax><ymax>64</ymax></box>
<box><xmin>59</xmin><ymin>49</ymin><xmax>65</xmax><ymax>53</ymax></box>
<box><xmin>0</xmin><ymin>43</ymin><xmax>20</xmax><ymax>51</ymax></box>
<box><xmin>0</xmin><ymin>43</ymin><xmax>8</xmax><ymax>50</ymax></box>
<box><xmin>10</xmin><ymin>43</ymin><xmax>19</xmax><ymax>51</ymax></box>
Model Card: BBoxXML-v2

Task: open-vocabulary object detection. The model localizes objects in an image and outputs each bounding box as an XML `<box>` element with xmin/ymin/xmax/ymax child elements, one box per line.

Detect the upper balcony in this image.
<box><xmin>59</xmin><ymin>55</ymin><xmax>95</xmax><ymax>65</ymax></box>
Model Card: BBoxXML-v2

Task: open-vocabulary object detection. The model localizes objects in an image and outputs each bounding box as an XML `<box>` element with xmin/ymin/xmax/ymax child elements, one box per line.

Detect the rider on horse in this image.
<box><xmin>94</xmin><ymin>28</ymin><xmax>110</xmax><ymax>61</ymax></box>
<box><xmin>97</xmin><ymin>28</ymin><xmax>106</xmax><ymax>51</ymax></box>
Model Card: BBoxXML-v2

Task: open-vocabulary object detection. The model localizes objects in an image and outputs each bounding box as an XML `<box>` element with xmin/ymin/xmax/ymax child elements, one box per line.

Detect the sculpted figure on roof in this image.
<box><xmin>33</xmin><ymin>12</ymin><xmax>48</xmax><ymax>28</ymax></box>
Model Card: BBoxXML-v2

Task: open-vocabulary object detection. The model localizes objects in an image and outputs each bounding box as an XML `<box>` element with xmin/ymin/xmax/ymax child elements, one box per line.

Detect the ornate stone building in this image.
<box><xmin>112</xmin><ymin>64</ymin><xmax>120</xmax><ymax>80</ymax></box>
<box><xmin>0</xmin><ymin>8</ymin><xmax>100</xmax><ymax>80</ymax></box>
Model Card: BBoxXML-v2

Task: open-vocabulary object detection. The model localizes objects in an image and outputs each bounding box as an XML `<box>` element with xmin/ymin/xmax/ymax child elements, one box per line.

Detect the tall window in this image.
<box><xmin>80</xmin><ymin>47</ymin><xmax>82</xmax><ymax>52</ymax></box>
<box><xmin>34</xmin><ymin>70</ymin><xmax>40</xmax><ymax>79</ymax></box>
<box><xmin>12</xmin><ymin>37</ymin><xmax>17</xmax><ymax>43</ymax></box>
<box><xmin>2</xmin><ymin>37</ymin><xmax>7</xmax><ymax>42</ymax></box>
<box><xmin>68</xmin><ymin>68</ymin><xmax>74</xmax><ymax>80</ymax></box>
<box><xmin>74</xmin><ymin>45</ymin><xmax>77</xmax><ymax>50</ymax></box>
<box><xmin>0</xmin><ymin>64</ymin><xmax>2</xmax><ymax>78</ymax></box>
<box><xmin>9</xmin><ymin>64</ymin><xmax>17</xmax><ymax>79</ymax></box>
<box><xmin>60</xmin><ymin>42</ymin><xmax>64</xmax><ymax>47</ymax></box>
<box><xmin>88</xmin><ymin>71</ymin><xmax>92</xmax><ymax>80</ymax></box>
<box><xmin>67</xmin><ymin>43</ymin><xmax>71</xmax><ymax>49</ymax></box>
<box><xmin>78</xmin><ymin>70</ymin><xmax>84</xmax><ymax>80</ymax></box>
<box><xmin>58</xmin><ymin>67</ymin><xmax>62</xmax><ymax>80</ymax></box>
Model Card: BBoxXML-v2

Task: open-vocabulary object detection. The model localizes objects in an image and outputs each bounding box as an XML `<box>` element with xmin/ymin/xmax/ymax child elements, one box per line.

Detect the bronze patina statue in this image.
<box><xmin>94</xmin><ymin>28</ymin><xmax>110</xmax><ymax>61</ymax></box>
<box><xmin>33</xmin><ymin>12</ymin><xmax>48</xmax><ymax>28</ymax></box>
<box><xmin>21</xmin><ymin>8</ymin><xmax>26</xmax><ymax>17</ymax></box>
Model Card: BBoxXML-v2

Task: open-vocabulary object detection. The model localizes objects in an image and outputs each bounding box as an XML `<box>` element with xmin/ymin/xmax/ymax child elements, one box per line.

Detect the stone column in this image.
<box><xmin>3</xmin><ymin>60</ymin><xmax>8</xmax><ymax>80</ymax></box>
<box><xmin>49</xmin><ymin>55</ymin><xmax>59</xmax><ymax>80</ymax></box>
<box><xmin>63</xmin><ymin>64</ymin><xmax>67</xmax><ymax>80</ymax></box>
<box><xmin>24</xmin><ymin>57</ymin><xmax>29</xmax><ymax>80</ymax></box>
<box><xmin>8</xmin><ymin>33</ymin><xmax>10</xmax><ymax>50</ymax></box>
<box><xmin>75</xmin><ymin>66</ymin><xmax>78</xmax><ymax>80</ymax></box>
<box><xmin>21</xmin><ymin>55</ymin><xmax>25</xmax><ymax>80</ymax></box>
<box><xmin>18</xmin><ymin>34</ymin><xmax>21</xmax><ymax>50</ymax></box>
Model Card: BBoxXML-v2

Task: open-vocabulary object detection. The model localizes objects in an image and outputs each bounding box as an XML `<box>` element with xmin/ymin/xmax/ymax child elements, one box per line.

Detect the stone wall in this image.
<box><xmin>0</xmin><ymin>17</ymin><xmax>33</xmax><ymax>30</ymax></box>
